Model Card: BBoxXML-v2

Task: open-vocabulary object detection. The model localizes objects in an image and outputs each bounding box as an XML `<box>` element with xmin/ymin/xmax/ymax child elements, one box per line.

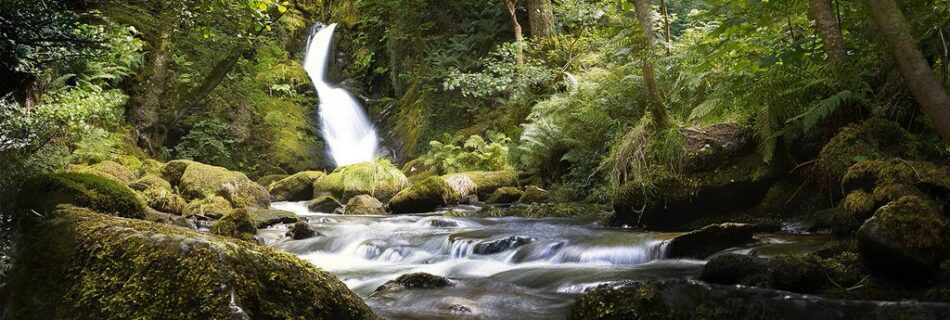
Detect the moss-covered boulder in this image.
<box><xmin>183</xmin><ymin>195</ymin><xmax>233</xmax><ymax>219</ymax></box>
<box><xmin>286</xmin><ymin>221</ymin><xmax>317</xmax><ymax>240</ymax></box>
<box><xmin>611</xmin><ymin>124</ymin><xmax>773</xmax><ymax>231</ymax></box>
<box><xmin>699</xmin><ymin>253</ymin><xmax>769</xmax><ymax>287</ymax></box>
<box><xmin>178</xmin><ymin>162</ymin><xmax>270</xmax><ymax>208</ymax></box>
<box><xmin>4</xmin><ymin>206</ymin><xmax>376</xmax><ymax>320</ymax></box>
<box><xmin>767</xmin><ymin>253</ymin><xmax>830</xmax><ymax>294</ymax></box>
<box><xmin>80</xmin><ymin>160</ymin><xmax>137</xmax><ymax>184</ymax></box>
<box><xmin>308</xmin><ymin>193</ymin><xmax>343</xmax><ymax>213</ymax></box>
<box><xmin>486</xmin><ymin>187</ymin><xmax>522</xmax><ymax>204</ymax></box>
<box><xmin>817</xmin><ymin>119</ymin><xmax>939</xmax><ymax>186</ymax></box>
<box><xmin>443</xmin><ymin>171</ymin><xmax>517</xmax><ymax>199</ymax></box>
<box><xmin>313</xmin><ymin>160</ymin><xmax>410</xmax><ymax>203</ymax></box>
<box><xmin>158</xmin><ymin>159</ymin><xmax>197</xmax><ymax>186</ymax></box>
<box><xmin>211</xmin><ymin>208</ymin><xmax>259</xmax><ymax>242</ymax></box>
<box><xmin>245</xmin><ymin>208</ymin><xmax>299</xmax><ymax>228</ymax></box>
<box><xmin>130</xmin><ymin>174</ymin><xmax>185</xmax><ymax>215</ymax></box>
<box><xmin>344</xmin><ymin>195</ymin><xmax>386</xmax><ymax>215</ymax></box>
<box><xmin>256</xmin><ymin>174</ymin><xmax>289</xmax><ymax>188</ymax></box>
<box><xmin>666</xmin><ymin>223</ymin><xmax>755</xmax><ymax>259</ymax></box>
<box><xmin>857</xmin><ymin>196</ymin><xmax>949</xmax><ymax>283</ymax></box>
<box><xmin>388</xmin><ymin>177</ymin><xmax>457</xmax><ymax>214</ymax></box>
<box><xmin>18</xmin><ymin>172</ymin><xmax>146</xmax><ymax>219</ymax></box>
<box><xmin>268</xmin><ymin>171</ymin><xmax>326</xmax><ymax>202</ymax></box>
<box><xmin>519</xmin><ymin>186</ymin><xmax>551</xmax><ymax>203</ymax></box>
<box><xmin>569</xmin><ymin>279</ymin><xmax>950</xmax><ymax>320</ymax></box>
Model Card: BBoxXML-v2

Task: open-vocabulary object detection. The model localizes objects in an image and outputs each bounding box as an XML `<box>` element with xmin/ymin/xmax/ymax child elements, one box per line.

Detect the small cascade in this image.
<box><xmin>303</xmin><ymin>23</ymin><xmax>378</xmax><ymax>167</ymax></box>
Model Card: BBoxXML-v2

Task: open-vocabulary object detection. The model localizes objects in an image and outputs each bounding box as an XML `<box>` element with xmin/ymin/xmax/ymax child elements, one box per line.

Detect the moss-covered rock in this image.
<box><xmin>818</xmin><ymin>119</ymin><xmax>937</xmax><ymax>187</ymax></box>
<box><xmin>183</xmin><ymin>195</ymin><xmax>233</xmax><ymax>219</ymax></box>
<box><xmin>158</xmin><ymin>159</ymin><xmax>197</xmax><ymax>186</ymax></box>
<box><xmin>857</xmin><ymin>196</ymin><xmax>949</xmax><ymax>282</ymax></box>
<box><xmin>256</xmin><ymin>174</ymin><xmax>289</xmax><ymax>188</ymax></box>
<box><xmin>485</xmin><ymin>186</ymin><xmax>522</xmax><ymax>204</ymax></box>
<box><xmin>140</xmin><ymin>159</ymin><xmax>163</xmax><ymax>177</ymax></box>
<box><xmin>129</xmin><ymin>174</ymin><xmax>171</xmax><ymax>191</ymax></box>
<box><xmin>388</xmin><ymin>177</ymin><xmax>456</xmax><ymax>214</ymax></box>
<box><xmin>286</xmin><ymin>221</ymin><xmax>317</xmax><ymax>240</ymax></box>
<box><xmin>373</xmin><ymin>273</ymin><xmax>452</xmax><ymax>295</ymax></box>
<box><xmin>245</xmin><ymin>208</ymin><xmax>299</xmax><ymax>228</ymax></box>
<box><xmin>18</xmin><ymin>172</ymin><xmax>146</xmax><ymax>219</ymax></box>
<box><xmin>80</xmin><ymin>160</ymin><xmax>137</xmax><ymax>184</ymax></box>
<box><xmin>211</xmin><ymin>209</ymin><xmax>259</xmax><ymax>242</ymax></box>
<box><xmin>666</xmin><ymin>223</ymin><xmax>755</xmax><ymax>259</ymax></box>
<box><xmin>130</xmin><ymin>174</ymin><xmax>185</xmax><ymax>214</ymax></box>
<box><xmin>307</xmin><ymin>193</ymin><xmax>343</xmax><ymax>213</ymax></box>
<box><xmin>767</xmin><ymin>253</ymin><xmax>830</xmax><ymax>294</ymax></box>
<box><xmin>178</xmin><ymin>162</ymin><xmax>270</xmax><ymax>208</ymax></box>
<box><xmin>4</xmin><ymin>206</ymin><xmax>377</xmax><ymax>320</ymax></box>
<box><xmin>443</xmin><ymin>171</ymin><xmax>517</xmax><ymax>199</ymax></box>
<box><xmin>345</xmin><ymin>195</ymin><xmax>386</xmax><ymax>215</ymax></box>
<box><xmin>268</xmin><ymin>171</ymin><xmax>326</xmax><ymax>202</ymax></box>
<box><xmin>313</xmin><ymin>160</ymin><xmax>410</xmax><ymax>203</ymax></box>
<box><xmin>700</xmin><ymin>253</ymin><xmax>770</xmax><ymax>287</ymax></box>
<box><xmin>519</xmin><ymin>186</ymin><xmax>550</xmax><ymax>203</ymax></box>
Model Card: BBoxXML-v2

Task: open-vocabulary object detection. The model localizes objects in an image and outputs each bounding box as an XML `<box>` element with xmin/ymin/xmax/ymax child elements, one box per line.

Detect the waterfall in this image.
<box><xmin>303</xmin><ymin>23</ymin><xmax>378</xmax><ymax>167</ymax></box>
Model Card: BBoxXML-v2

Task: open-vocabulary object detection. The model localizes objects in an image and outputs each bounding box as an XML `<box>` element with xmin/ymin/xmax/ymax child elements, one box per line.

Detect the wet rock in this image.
<box><xmin>268</xmin><ymin>171</ymin><xmax>325</xmax><ymax>202</ymax></box>
<box><xmin>450</xmin><ymin>304</ymin><xmax>473</xmax><ymax>315</ymax></box>
<box><xmin>183</xmin><ymin>195</ymin><xmax>232</xmax><ymax>219</ymax></box>
<box><xmin>246</xmin><ymin>208</ymin><xmax>299</xmax><ymax>228</ymax></box>
<box><xmin>4</xmin><ymin>206</ymin><xmax>376</xmax><ymax>320</ymax></box>
<box><xmin>131</xmin><ymin>174</ymin><xmax>186</xmax><ymax>215</ymax></box>
<box><xmin>486</xmin><ymin>187</ymin><xmax>522</xmax><ymax>204</ymax></box>
<box><xmin>286</xmin><ymin>221</ymin><xmax>317</xmax><ymax>240</ymax></box>
<box><xmin>374</xmin><ymin>273</ymin><xmax>452</xmax><ymax>294</ymax></box>
<box><xmin>143</xmin><ymin>207</ymin><xmax>196</xmax><ymax>229</ymax></box>
<box><xmin>857</xmin><ymin>196</ymin><xmax>949</xmax><ymax>283</ymax></box>
<box><xmin>473</xmin><ymin>236</ymin><xmax>534</xmax><ymax>255</ymax></box>
<box><xmin>307</xmin><ymin>193</ymin><xmax>343</xmax><ymax>213</ymax></box>
<box><xmin>177</xmin><ymin>162</ymin><xmax>271</xmax><ymax>208</ymax></box>
<box><xmin>767</xmin><ymin>253</ymin><xmax>829</xmax><ymax>294</ymax></box>
<box><xmin>666</xmin><ymin>223</ymin><xmax>755</xmax><ymax>259</ymax></box>
<box><xmin>429</xmin><ymin>218</ymin><xmax>458</xmax><ymax>227</ymax></box>
<box><xmin>345</xmin><ymin>195</ymin><xmax>386</xmax><ymax>215</ymax></box>
<box><xmin>210</xmin><ymin>208</ymin><xmax>258</xmax><ymax>242</ymax></box>
<box><xmin>389</xmin><ymin>177</ymin><xmax>456</xmax><ymax>214</ymax></box>
<box><xmin>518</xmin><ymin>186</ymin><xmax>550</xmax><ymax>204</ymax></box>
<box><xmin>699</xmin><ymin>253</ymin><xmax>769</xmax><ymax>286</ymax></box>
<box><xmin>570</xmin><ymin>279</ymin><xmax>950</xmax><ymax>320</ymax></box>
<box><xmin>313</xmin><ymin>160</ymin><xmax>410</xmax><ymax>203</ymax></box>
<box><xmin>18</xmin><ymin>172</ymin><xmax>146</xmax><ymax>219</ymax></box>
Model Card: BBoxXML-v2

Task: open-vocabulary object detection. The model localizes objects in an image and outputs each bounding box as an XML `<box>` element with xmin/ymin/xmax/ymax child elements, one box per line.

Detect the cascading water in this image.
<box><xmin>304</xmin><ymin>23</ymin><xmax>378</xmax><ymax>167</ymax></box>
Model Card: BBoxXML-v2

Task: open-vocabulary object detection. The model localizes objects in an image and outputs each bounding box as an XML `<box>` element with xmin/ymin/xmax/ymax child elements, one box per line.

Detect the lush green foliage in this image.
<box><xmin>420</xmin><ymin>133</ymin><xmax>513</xmax><ymax>175</ymax></box>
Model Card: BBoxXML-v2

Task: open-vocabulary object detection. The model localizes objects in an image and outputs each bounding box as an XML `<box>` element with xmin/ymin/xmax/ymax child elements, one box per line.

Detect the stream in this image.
<box><xmin>266</xmin><ymin>202</ymin><xmax>831</xmax><ymax>320</ymax></box>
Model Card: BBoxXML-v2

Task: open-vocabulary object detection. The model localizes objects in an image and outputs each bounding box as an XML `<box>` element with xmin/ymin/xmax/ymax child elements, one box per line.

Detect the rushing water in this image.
<box><xmin>267</xmin><ymin>202</ymin><xmax>830</xmax><ymax>320</ymax></box>
<box><xmin>303</xmin><ymin>24</ymin><xmax>378</xmax><ymax>167</ymax></box>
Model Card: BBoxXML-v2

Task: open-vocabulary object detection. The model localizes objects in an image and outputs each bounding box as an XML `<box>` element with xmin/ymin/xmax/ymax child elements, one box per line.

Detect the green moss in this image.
<box><xmin>819</xmin><ymin>119</ymin><xmax>930</xmax><ymax>186</ymax></box>
<box><xmin>307</xmin><ymin>193</ymin><xmax>343</xmax><ymax>213</ymax></box>
<box><xmin>313</xmin><ymin>160</ymin><xmax>410</xmax><ymax>202</ymax></box>
<box><xmin>344</xmin><ymin>195</ymin><xmax>385</xmax><ymax>215</ymax></box>
<box><xmin>443</xmin><ymin>171</ymin><xmax>517</xmax><ymax>198</ymax></box>
<box><xmin>256</xmin><ymin>174</ymin><xmax>289</xmax><ymax>188</ymax></box>
<box><xmin>389</xmin><ymin>176</ymin><xmax>455</xmax><ymax>214</ymax></box>
<box><xmin>5</xmin><ymin>206</ymin><xmax>377</xmax><ymax>319</ymax></box>
<box><xmin>518</xmin><ymin>186</ymin><xmax>550</xmax><ymax>204</ymax></box>
<box><xmin>245</xmin><ymin>208</ymin><xmax>299</xmax><ymax>228</ymax></box>
<box><xmin>129</xmin><ymin>174</ymin><xmax>172</xmax><ymax>191</ymax></box>
<box><xmin>268</xmin><ymin>171</ymin><xmax>325</xmax><ymax>201</ymax></box>
<box><xmin>876</xmin><ymin>196</ymin><xmax>948</xmax><ymax>250</ymax></box>
<box><xmin>140</xmin><ymin>159</ymin><xmax>163</xmax><ymax>177</ymax></box>
<box><xmin>486</xmin><ymin>186</ymin><xmax>522</xmax><ymax>204</ymax></box>
<box><xmin>80</xmin><ymin>160</ymin><xmax>137</xmax><ymax>184</ymax></box>
<box><xmin>843</xmin><ymin>190</ymin><xmax>874</xmax><ymax>216</ymax></box>
<box><xmin>183</xmin><ymin>195</ymin><xmax>232</xmax><ymax>219</ymax></box>
<box><xmin>18</xmin><ymin>172</ymin><xmax>146</xmax><ymax>219</ymax></box>
<box><xmin>158</xmin><ymin>159</ymin><xmax>197</xmax><ymax>186</ymax></box>
<box><xmin>767</xmin><ymin>253</ymin><xmax>830</xmax><ymax>294</ymax></box>
<box><xmin>178</xmin><ymin>162</ymin><xmax>270</xmax><ymax>208</ymax></box>
<box><xmin>211</xmin><ymin>209</ymin><xmax>258</xmax><ymax>242</ymax></box>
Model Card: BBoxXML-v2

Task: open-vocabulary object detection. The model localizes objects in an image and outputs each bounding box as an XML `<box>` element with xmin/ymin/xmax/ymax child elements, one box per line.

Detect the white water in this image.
<box><xmin>303</xmin><ymin>24</ymin><xmax>378</xmax><ymax>167</ymax></box>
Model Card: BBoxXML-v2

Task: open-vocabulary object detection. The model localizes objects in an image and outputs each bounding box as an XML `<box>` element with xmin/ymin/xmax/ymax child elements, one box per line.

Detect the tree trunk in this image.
<box><xmin>526</xmin><ymin>0</ymin><xmax>555</xmax><ymax>37</ymax></box>
<box><xmin>660</xmin><ymin>0</ymin><xmax>672</xmax><ymax>55</ymax></box>
<box><xmin>631</xmin><ymin>0</ymin><xmax>672</xmax><ymax>128</ymax></box>
<box><xmin>128</xmin><ymin>24</ymin><xmax>175</xmax><ymax>155</ymax></box>
<box><xmin>864</xmin><ymin>0</ymin><xmax>950</xmax><ymax>143</ymax></box>
<box><xmin>506</xmin><ymin>0</ymin><xmax>524</xmax><ymax>65</ymax></box>
<box><xmin>809</xmin><ymin>0</ymin><xmax>846</xmax><ymax>64</ymax></box>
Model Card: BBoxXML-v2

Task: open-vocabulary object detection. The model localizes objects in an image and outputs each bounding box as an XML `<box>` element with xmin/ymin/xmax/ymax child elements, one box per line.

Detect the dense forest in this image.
<box><xmin>1</xmin><ymin>0</ymin><xmax>949</xmax><ymax>319</ymax></box>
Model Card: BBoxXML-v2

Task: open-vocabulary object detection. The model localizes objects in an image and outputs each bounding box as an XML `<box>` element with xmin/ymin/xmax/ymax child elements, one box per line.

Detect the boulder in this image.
<box><xmin>473</xmin><ymin>236</ymin><xmax>534</xmax><ymax>255</ymax></box>
<box><xmin>183</xmin><ymin>195</ymin><xmax>232</xmax><ymax>219</ymax></box>
<box><xmin>443</xmin><ymin>171</ymin><xmax>517</xmax><ymax>199</ymax></box>
<box><xmin>612</xmin><ymin>124</ymin><xmax>773</xmax><ymax>230</ymax></box>
<box><xmin>307</xmin><ymin>193</ymin><xmax>343</xmax><ymax>213</ymax></box>
<box><xmin>818</xmin><ymin>119</ymin><xmax>937</xmax><ymax>188</ymax></box>
<box><xmin>178</xmin><ymin>162</ymin><xmax>270</xmax><ymax>208</ymax></box>
<box><xmin>158</xmin><ymin>159</ymin><xmax>197</xmax><ymax>186</ymax></box>
<box><xmin>313</xmin><ymin>160</ymin><xmax>410</xmax><ymax>202</ymax></box>
<box><xmin>80</xmin><ymin>160</ymin><xmax>137</xmax><ymax>184</ymax></box>
<box><xmin>388</xmin><ymin>177</ymin><xmax>456</xmax><ymax>214</ymax></box>
<box><xmin>4</xmin><ymin>206</ymin><xmax>376</xmax><ymax>320</ymax></box>
<box><xmin>519</xmin><ymin>186</ymin><xmax>550</xmax><ymax>203</ymax></box>
<box><xmin>485</xmin><ymin>187</ymin><xmax>522</xmax><ymax>204</ymax></box>
<box><xmin>256</xmin><ymin>174</ymin><xmax>289</xmax><ymax>188</ymax></box>
<box><xmin>666</xmin><ymin>223</ymin><xmax>755</xmax><ymax>259</ymax></box>
<box><xmin>18</xmin><ymin>172</ymin><xmax>146</xmax><ymax>219</ymax></box>
<box><xmin>857</xmin><ymin>196</ymin><xmax>949</xmax><ymax>283</ymax></box>
<box><xmin>210</xmin><ymin>209</ymin><xmax>258</xmax><ymax>242</ymax></box>
<box><xmin>246</xmin><ymin>208</ymin><xmax>299</xmax><ymax>228</ymax></box>
<box><xmin>373</xmin><ymin>273</ymin><xmax>452</xmax><ymax>294</ymax></box>
<box><xmin>345</xmin><ymin>195</ymin><xmax>386</xmax><ymax>215</ymax></box>
<box><xmin>699</xmin><ymin>253</ymin><xmax>769</xmax><ymax>287</ymax></box>
<box><xmin>766</xmin><ymin>253</ymin><xmax>831</xmax><ymax>294</ymax></box>
<box><xmin>570</xmin><ymin>279</ymin><xmax>950</xmax><ymax>320</ymax></box>
<box><xmin>268</xmin><ymin>171</ymin><xmax>326</xmax><ymax>202</ymax></box>
<box><xmin>286</xmin><ymin>221</ymin><xmax>317</xmax><ymax>240</ymax></box>
<box><xmin>131</xmin><ymin>175</ymin><xmax>185</xmax><ymax>215</ymax></box>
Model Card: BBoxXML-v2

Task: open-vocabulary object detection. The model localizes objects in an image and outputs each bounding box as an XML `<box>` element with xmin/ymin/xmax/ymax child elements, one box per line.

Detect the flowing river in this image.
<box><xmin>266</xmin><ymin>202</ymin><xmax>831</xmax><ymax>320</ymax></box>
